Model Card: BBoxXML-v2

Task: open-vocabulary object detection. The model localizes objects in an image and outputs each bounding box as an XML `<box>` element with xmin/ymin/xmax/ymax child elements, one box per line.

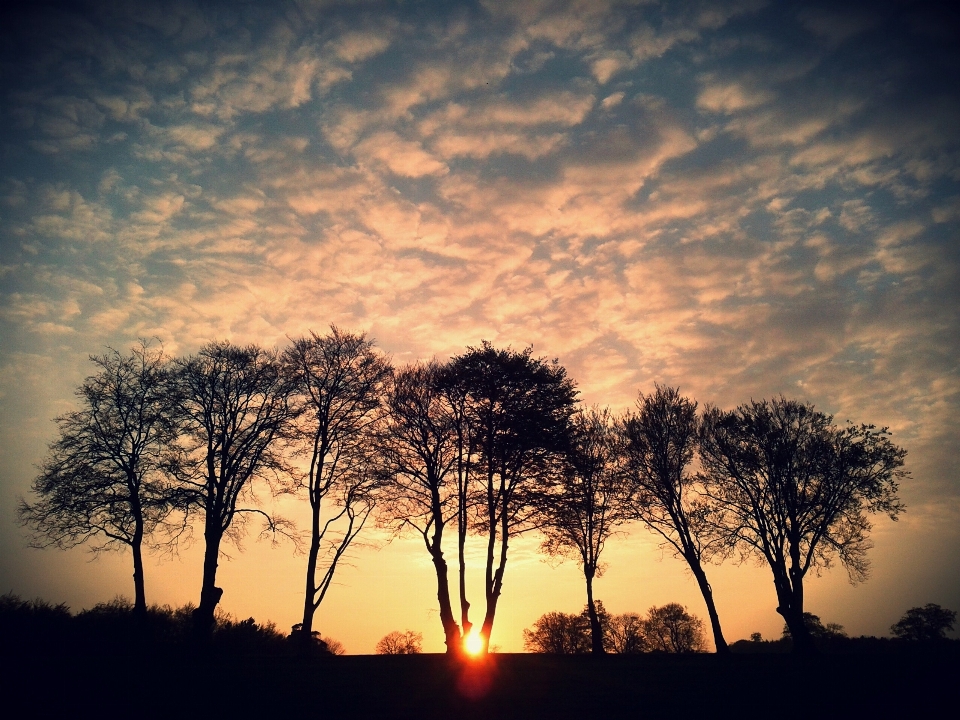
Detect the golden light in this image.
<box><xmin>464</xmin><ymin>631</ymin><xmax>484</xmax><ymax>656</ymax></box>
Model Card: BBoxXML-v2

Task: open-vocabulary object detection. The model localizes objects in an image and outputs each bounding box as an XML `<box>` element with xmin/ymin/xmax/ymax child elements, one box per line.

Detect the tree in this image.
<box><xmin>781</xmin><ymin>612</ymin><xmax>847</xmax><ymax>644</ymax></box>
<box><xmin>18</xmin><ymin>341</ymin><xmax>176</xmax><ymax>618</ymax></box>
<box><xmin>170</xmin><ymin>341</ymin><xmax>298</xmax><ymax>635</ymax></box>
<box><xmin>375</xmin><ymin>630</ymin><xmax>423</xmax><ymax>654</ymax></box>
<box><xmin>538</xmin><ymin>407</ymin><xmax>631</xmax><ymax>654</ymax></box>
<box><xmin>891</xmin><ymin>604</ymin><xmax>957</xmax><ymax>641</ymax></box>
<box><xmin>377</xmin><ymin>361</ymin><xmax>465</xmax><ymax>654</ymax></box>
<box><xmin>283</xmin><ymin>328</ymin><xmax>391</xmax><ymax>648</ymax></box>
<box><xmin>699</xmin><ymin>397</ymin><xmax>906</xmax><ymax>654</ymax></box>
<box><xmin>605</xmin><ymin>612</ymin><xmax>646</xmax><ymax>653</ymax></box>
<box><xmin>620</xmin><ymin>385</ymin><xmax>730</xmax><ymax>653</ymax></box>
<box><xmin>320</xmin><ymin>636</ymin><xmax>347</xmax><ymax>655</ymax></box>
<box><xmin>522</xmin><ymin>611</ymin><xmax>590</xmax><ymax>654</ymax></box>
<box><xmin>643</xmin><ymin>603</ymin><xmax>707</xmax><ymax>653</ymax></box>
<box><xmin>446</xmin><ymin>342</ymin><xmax>579</xmax><ymax>653</ymax></box>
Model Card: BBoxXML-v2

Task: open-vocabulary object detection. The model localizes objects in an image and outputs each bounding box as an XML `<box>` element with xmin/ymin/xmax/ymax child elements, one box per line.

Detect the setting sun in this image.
<box><xmin>464</xmin><ymin>632</ymin><xmax>484</xmax><ymax>656</ymax></box>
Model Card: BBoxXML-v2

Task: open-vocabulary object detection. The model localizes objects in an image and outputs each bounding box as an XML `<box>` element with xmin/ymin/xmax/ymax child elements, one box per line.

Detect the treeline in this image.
<box><xmin>522</xmin><ymin>604</ymin><xmax>958</xmax><ymax>655</ymax></box>
<box><xmin>19</xmin><ymin>329</ymin><xmax>908</xmax><ymax>656</ymax></box>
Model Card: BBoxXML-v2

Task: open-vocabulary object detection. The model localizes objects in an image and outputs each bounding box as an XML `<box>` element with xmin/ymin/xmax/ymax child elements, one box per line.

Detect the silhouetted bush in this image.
<box><xmin>0</xmin><ymin>593</ymin><xmax>72</xmax><ymax>651</ymax></box>
<box><xmin>0</xmin><ymin>593</ymin><xmax>288</xmax><ymax>657</ymax></box>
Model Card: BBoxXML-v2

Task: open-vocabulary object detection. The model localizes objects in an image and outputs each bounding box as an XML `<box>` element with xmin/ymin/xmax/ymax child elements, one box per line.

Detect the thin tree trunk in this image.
<box><xmin>690</xmin><ymin>561</ymin><xmax>728</xmax><ymax>654</ymax></box>
<box><xmin>300</xmin><ymin>490</ymin><xmax>323</xmax><ymax>642</ymax></box>
<box><xmin>480</xmin><ymin>502</ymin><xmax>509</xmax><ymax>653</ymax></box>
<box><xmin>585</xmin><ymin>567</ymin><xmax>604</xmax><ymax>654</ymax></box>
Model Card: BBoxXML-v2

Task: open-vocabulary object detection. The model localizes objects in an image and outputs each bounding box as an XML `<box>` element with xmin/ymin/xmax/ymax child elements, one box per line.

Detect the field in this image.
<box><xmin>5</xmin><ymin>649</ymin><xmax>957</xmax><ymax>719</ymax></box>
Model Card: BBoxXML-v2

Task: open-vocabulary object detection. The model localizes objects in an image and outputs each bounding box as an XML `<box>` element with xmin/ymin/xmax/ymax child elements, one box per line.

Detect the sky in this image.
<box><xmin>1</xmin><ymin>0</ymin><xmax>958</xmax><ymax>653</ymax></box>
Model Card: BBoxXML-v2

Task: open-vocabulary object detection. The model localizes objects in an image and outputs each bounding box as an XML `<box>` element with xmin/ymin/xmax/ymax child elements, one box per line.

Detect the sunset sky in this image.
<box><xmin>1</xmin><ymin>0</ymin><xmax>958</xmax><ymax>653</ymax></box>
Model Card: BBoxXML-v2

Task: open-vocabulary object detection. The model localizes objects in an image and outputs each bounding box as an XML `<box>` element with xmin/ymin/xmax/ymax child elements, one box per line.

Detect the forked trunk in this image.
<box><xmin>431</xmin><ymin>549</ymin><xmax>462</xmax><ymax>655</ymax></box>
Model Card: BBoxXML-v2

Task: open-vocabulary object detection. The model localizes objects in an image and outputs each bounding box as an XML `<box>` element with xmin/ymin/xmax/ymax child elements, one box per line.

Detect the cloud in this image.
<box><xmin>353</xmin><ymin>132</ymin><xmax>448</xmax><ymax>177</ymax></box>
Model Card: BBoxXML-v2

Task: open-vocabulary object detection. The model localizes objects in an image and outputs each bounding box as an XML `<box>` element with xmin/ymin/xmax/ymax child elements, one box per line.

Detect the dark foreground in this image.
<box><xmin>4</xmin><ymin>648</ymin><xmax>958</xmax><ymax>719</ymax></box>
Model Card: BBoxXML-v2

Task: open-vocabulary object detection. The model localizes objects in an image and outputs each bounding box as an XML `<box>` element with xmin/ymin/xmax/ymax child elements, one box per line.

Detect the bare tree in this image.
<box><xmin>170</xmin><ymin>341</ymin><xmax>298</xmax><ymax>635</ymax></box>
<box><xmin>283</xmin><ymin>328</ymin><xmax>391</xmax><ymax>646</ymax></box>
<box><xmin>699</xmin><ymin>397</ymin><xmax>906</xmax><ymax>654</ymax></box>
<box><xmin>643</xmin><ymin>603</ymin><xmax>708</xmax><ymax>653</ymax></box>
<box><xmin>377</xmin><ymin>361</ymin><xmax>465</xmax><ymax>654</ymax></box>
<box><xmin>18</xmin><ymin>341</ymin><xmax>176</xmax><ymax>618</ymax></box>
<box><xmin>620</xmin><ymin>385</ymin><xmax>730</xmax><ymax>653</ymax></box>
<box><xmin>375</xmin><ymin>630</ymin><xmax>423</xmax><ymax>654</ymax></box>
<box><xmin>446</xmin><ymin>342</ymin><xmax>578</xmax><ymax>653</ymax></box>
<box><xmin>605</xmin><ymin>612</ymin><xmax>646</xmax><ymax>653</ymax></box>
<box><xmin>538</xmin><ymin>407</ymin><xmax>631</xmax><ymax>654</ymax></box>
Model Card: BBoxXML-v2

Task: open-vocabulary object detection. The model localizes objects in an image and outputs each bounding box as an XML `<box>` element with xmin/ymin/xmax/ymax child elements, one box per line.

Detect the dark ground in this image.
<box><xmin>4</xmin><ymin>649</ymin><xmax>957</xmax><ymax>719</ymax></box>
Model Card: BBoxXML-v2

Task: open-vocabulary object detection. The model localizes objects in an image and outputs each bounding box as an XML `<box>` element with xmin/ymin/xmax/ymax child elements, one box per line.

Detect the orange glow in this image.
<box><xmin>464</xmin><ymin>631</ymin><xmax>484</xmax><ymax>656</ymax></box>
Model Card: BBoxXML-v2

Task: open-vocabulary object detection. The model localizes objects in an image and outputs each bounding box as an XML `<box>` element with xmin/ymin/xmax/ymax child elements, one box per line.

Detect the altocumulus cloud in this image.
<box><xmin>1</xmin><ymin>0</ymin><xmax>958</xmax><ymax>638</ymax></box>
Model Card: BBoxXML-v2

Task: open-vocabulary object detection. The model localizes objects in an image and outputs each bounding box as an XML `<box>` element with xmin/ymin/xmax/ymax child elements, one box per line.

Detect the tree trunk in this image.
<box><xmin>193</xmin><ymin>523</ymin><xmax>223</xmax><ymax>638</ymax></box>
<box><xmin>299</xmin><ymin>491</ymin><xmax>323</xmax><ymax>644</ymax></box>
<box><xmin>774</xmin><ymin>567</ymin><xmax>815</xmax><ymax>655</ymax></box>
<box><xmin>431</xmin><ymin>548</ymin><xmax>462</xmax><ymax>655</ymax></box>
<box><xmin>479</xmin><ymin>508</ymin><xmax>509</xmax><ymax>653</ymax></box>
<box><xmin>131</xmin><ymin>511</ymin><xmax>147</xmax><ymax>621</ymax></box>
<box><xmin>690</xmin><ymin>561</ymin><xmax>728</xmax><ymax>654</ymax></box>
<box><xmin>131</xmin><ymin>534</ymin><xmax>147</xmax><ymax>620</ymax></box>
<box><xmin>458</xmin><ymin>521</ymin><xmax>472</xmax><ymax>642</ymax></box>
<box><xmin>585</xmin><ymin>568</ymin><xmax>604</xmax><ymax>654</ymax></box>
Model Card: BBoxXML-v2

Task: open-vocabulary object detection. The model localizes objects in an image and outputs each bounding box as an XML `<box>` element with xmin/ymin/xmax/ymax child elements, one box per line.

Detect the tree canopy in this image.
<box><xmin>699</xmin><ymin>397</ymin><xmax>906</xmax><ymax>654</ymax></box>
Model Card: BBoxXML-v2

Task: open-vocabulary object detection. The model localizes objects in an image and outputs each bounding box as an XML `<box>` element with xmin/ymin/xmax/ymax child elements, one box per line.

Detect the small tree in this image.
<box><xmin>170</xmin><ymin>341</ymin><xmax>298</xmax><ymax>635</ymax></box>
<box><xmin>643</xmin><ymin>603</ymin><xmax>707</xmax><ymax>653</ymax></box>
<box><xmin>605</xmin><ymin>612</ymin><xmax>646</xmax><ymax>653</ymax></box>
<box><xmin>538</xmin><ymin>407</ymin><xmax>631</xmax><ymax>654</ymax></box>
<box><xmin>283</xmin><ymin>328</ymin><xmax>391</xmax><ymax>647</ymax></box>
<box><xmin>620</xmin><ymin>386</ymin><xmax>730</xmax><ymax>653</ymax></box>
<box><xmin>699</xmin><ymin>398</ymin><xmax>906</xmax><ymax>654</ymax></box>
<box><xmin>320</xmin><ymin>636</ymin><xmax>347</xmax><ymax>655</ymax></box>
<box><xmin>522</xmin><ymin>611</ymin><xmax>590</xmax><ymax>654</ymax></box>
<box><xmin>376</xmin><ymin>630</ymin><xmax>423</xmax><ymax>654</ymax></box>
<box><xmin>781</xmin><ymin>613</ymin><xmax>847</xmax><ymax>645</ymax></box>
<box><xmin>18</xmin><ymin>341</ymin><xmax>176</xmax><ymax>618</ymax></box>
<box><xmin>891</xmin><ymin>604</ymin><xmax>957</xmax><ymax>641</ymax></box>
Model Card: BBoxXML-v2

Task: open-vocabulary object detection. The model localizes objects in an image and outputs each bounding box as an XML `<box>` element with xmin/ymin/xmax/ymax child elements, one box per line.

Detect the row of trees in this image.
<box><xmin>523</xmin><ymin>602</ymin><xmax>707</xmax><ymax>654</ymax></box>
<box><xmin>19</xmin><ymin>330</ymin><xmax>907</xmax><ymax>655</ymax></box>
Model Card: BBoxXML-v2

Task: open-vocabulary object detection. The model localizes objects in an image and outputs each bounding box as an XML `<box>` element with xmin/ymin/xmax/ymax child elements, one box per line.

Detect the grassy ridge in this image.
<box><xmin>2</xmin><ymin>595</ymin><xmax>957</xmax><ymax>719</ymax></box>
<box><xmin>5</xmin><ymin>651</ymin><xmax>958</xmax><ymax>719</ymax></box>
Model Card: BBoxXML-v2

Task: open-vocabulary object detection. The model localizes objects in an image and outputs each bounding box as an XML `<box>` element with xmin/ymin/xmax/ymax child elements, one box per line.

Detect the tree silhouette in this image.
<box><xmin>283</xmin><ymin>328</ymin><xmax>391</xmax><ymax>648</ymax></box>
<box><xmin>169</xmin><ymin>341</ymin><xmax>298</xmax><ymax>635</ymax></box>
<box><xmin>643</xmin><ymin>603</ymin><xmax>707</xmax><ymax>653</ymax></box>
<box><xmin>891</xmin><ymin>604</ymin><xmax>956</xmax><ymax>641</ymax></box>
<box><xmin>445</xmin><ymin>342</ymin><xmax>578</xmax><ymax>653</ymax></box>
<box><xmin>522</xmin><ymin>611</ymin><xmax>590</xmax><ymax>654</ymax></box>
<box><xmin>375</xmin><ymin>630</ymin><xmax>423</xmax><ymax>654</ymax></box>
<box><xmin>18</xmin><ymin>341</ymin><xmax>177</xmax><ymax>618</ymax></box>
<box><xmin>699</xmin><ymin>397</ymin><xmax>906</xmax><ymax>654</ymax></box>
<box><xmin>377</xmin><ymin>361</ymin><xmax>466</xmax><ymax>654</ymax></box>
<box><xmin>605</xmin><ymin>611</ymin><xmax>646</xmax><ymax>653</ymax></box>
<box><xmin>620</xmin><ymin>385</ymin><xmax>730</xmax><ymax>653</ymax></box>
<box><xmin>538</xmin><ymin>407</ymin><xmax>630</xmax><ymax>654</ymax></box>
